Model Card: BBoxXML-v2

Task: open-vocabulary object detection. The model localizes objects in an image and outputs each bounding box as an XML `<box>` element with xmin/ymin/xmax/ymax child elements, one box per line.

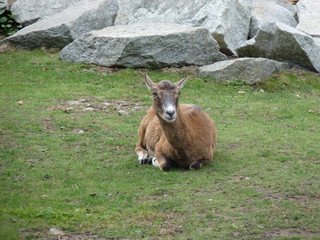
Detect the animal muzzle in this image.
<box><xmin>162</xmin><ymin>105</ymin><xmax>177</xmax><ymax>122</ymax></box>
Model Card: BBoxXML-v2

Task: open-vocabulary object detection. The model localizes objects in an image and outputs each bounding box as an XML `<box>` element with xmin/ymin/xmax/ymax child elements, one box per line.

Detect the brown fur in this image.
<box><xmin>135</xmin><ymin>75</ymin><xmax>217</xmax><ymax>170</ymax></box>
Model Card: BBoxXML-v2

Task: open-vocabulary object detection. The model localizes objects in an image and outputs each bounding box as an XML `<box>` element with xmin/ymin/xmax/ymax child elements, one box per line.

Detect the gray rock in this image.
<box><xmin>237</xmin><ymin>22</ymin><xmax>320</xmax><ymax>72</ymax></box>
<box><xmin>240</xmin><ymin>0</ymin><xmax>297</xmax><ymax>16</ymax></box>
<box><xmin>60</xmin><ymin>23</ymin><xmax>227</xmax><ymax>68</ymax></box>
<box><xmin>199</xmin><ymin>57</ymin><xmax>290</xmax><ymax>84</ymax></box>
<box><xmin>296</xmin><ymin>0</ymin><xmax>320</xmax><ymax>37</ymax></box>
<box><xmin>49</xmin><ymin>228</ymin><xmax>65</xmax><ymax>236</ymax></box>
<box><xmin>0</xmin><ymin>0</ymin><xmax>6</xmax><ymax>9</ymax></box>
<box><xmin>313</xmin><ymin>37</ymin><xmax>320</xmax><ymax>47</ymax></box>
<box><xmin>195</xmin><ymin>0</ymin><xmax>251</xmax><ymax>56</ymax></box>
<box><xmin>127</xmin><ymin>0</ymin><xmax>250</xmax><ymax>56</ymax></box>
<box><xmin>5</xmin><ymin>0</ymin><xmax>118</xmax><ymax>49</ymax></box>
<box><xmin>114</xmin><ymin>0</ymin><xmax>143</xmax><ymax>25</ymax></box>
<box><xmin>11</xmin><ymin>0</ymin><xmax>82</xmax><ymax>26</ymax></box>
<box><xmin>249</xmin><ymin>0</ymin><xmax>297</xmax><ymax>38</ymax></box>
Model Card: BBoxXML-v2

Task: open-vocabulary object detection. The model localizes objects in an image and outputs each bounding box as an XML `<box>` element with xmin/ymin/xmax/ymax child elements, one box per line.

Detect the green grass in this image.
<box><xmin>0</xmin><ymin>50</ymin><xmax>319</xmax><ymax>240</ymax></box>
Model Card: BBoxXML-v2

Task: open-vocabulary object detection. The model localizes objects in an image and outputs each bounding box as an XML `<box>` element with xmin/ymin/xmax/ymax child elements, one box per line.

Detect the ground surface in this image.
<box><xmin>0</xmin><ymin>50</ymin><xmax>319</xmax><ymax>240</ymax></box>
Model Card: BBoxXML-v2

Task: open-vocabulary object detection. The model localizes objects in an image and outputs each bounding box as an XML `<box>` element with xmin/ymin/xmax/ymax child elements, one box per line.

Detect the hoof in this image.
<box><xmin>152</xmin><ymin>157</ymin><xmax>160</xmax><ymax>168</ymax></box>
<box><xmin>138</xmin><ymin>155</ymin><xmax>149</xmax><ymax>164</ymax></box>
<box><xmin>139</xmin><ymin>158</ymin><xmax>148</xmax><ymax>165</ymax></box>
<box><xmin>189</xmin><ymin>161</ymin><xmax>202</xmax><ymax>170</ymax></box>
<box><xmin>147</xmin><ymin>156</ymin><xmax>154</xmax><ymax>164</ymax></box>
<box><xmin>161</xmin><ymin>164</ymin><xmax>172</xmax><ymax>171</ymax></box>
<box><xmin>137</xmin><ymin>151</ymin><xmax>149</xmax><ymax>164</ymax></box>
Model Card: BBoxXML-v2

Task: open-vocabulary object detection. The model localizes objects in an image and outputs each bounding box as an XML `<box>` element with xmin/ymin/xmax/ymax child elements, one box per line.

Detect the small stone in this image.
<box><xmin>84</xmin><ymin>107</ymin><xmax>94</xmax><ymax>112</ymax></box>
<box><xmin>102</xmin><ymin>102</ymin><xmax>112</xmax><ymax>106</ymax></box>
<box><xmin>117</xmin><ymin>110</ymin><xmax>127</xmax><ymax>115</ymax></box>
<box><xmin>49</xmin><ymin>228</ymin><xmax>65</xmax><ymax>236</ymax></box>
<box><xmin>67</xmin><ymin>101</ymin><xmax>80</xmax><ymax>105</ymax></box>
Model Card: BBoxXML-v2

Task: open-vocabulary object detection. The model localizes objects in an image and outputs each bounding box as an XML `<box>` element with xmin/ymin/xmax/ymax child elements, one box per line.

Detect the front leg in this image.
<box><xmin>152</xmin><ymin>152</ymin><xmax>172</xmax><ymax>171</ymax></box>
<box><xmin>135</xmin><ymin>147</ymin><xmax>149</xmax><ymax>164</ymax></box>
<box><xmin>152</xmin><ymin>137</ymin><xmax>175</xmax><ymax>171</ymax></box>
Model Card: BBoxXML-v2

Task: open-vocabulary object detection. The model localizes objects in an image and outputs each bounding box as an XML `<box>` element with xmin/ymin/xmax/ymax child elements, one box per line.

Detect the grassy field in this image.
<box><xmin>0</xmin><ymin>50</ymin><xmax>319</xmax><ymax>240</ymax></box>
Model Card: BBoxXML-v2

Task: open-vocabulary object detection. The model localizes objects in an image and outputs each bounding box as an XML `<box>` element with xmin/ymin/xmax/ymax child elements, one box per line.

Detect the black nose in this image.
<box><xmin>165</xmin><ymin>110</ymin><xmax>175</xmax><ymax>117</ymax></box>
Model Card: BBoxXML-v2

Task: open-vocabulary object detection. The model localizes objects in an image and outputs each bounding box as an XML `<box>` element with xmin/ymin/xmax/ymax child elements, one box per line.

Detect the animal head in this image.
<box><xmin>144</xmin><ymin>74</ymin><xmax>188</xmax><ymax>123</ymax></box>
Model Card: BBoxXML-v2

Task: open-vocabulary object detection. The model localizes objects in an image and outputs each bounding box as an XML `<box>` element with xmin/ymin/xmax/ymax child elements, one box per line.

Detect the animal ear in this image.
<box><xmin>176</xmin><ymin>76</ymin><xmax>188</xmax><ymax>91</ymax></box>
<box><xmin>144</xmin><ymin>74</ymin><xmax>156</xmax><ymax>92</ymax></box>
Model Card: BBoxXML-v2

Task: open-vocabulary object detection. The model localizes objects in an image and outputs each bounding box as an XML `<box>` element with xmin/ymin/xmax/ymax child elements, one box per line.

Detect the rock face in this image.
<box><xmin>60</xmin><ymin>24</ymin><xmax>227</xmax><ymax>68</ymax></box>
<box><xmin>199</xmin><ymin>58</ymin><xmax>290</xmax><ymax>84</ymax></box>
<box><xmin>5</xmin><ymin>0</ymin><xmax>118</xmax><ymax>49</ymax></box>
<box><xmin>10</xmin><ymin>0</ymin><xmax>82</xmax><ymax>26</ymax></box>
<box><xmin>114</xmin><ymin>0</ymin><xmax>143</xmax><ymax>25</ymax></box>
<box><xmin>3</xmin><ymin>0</ymin><xmax>320</xmax><ymax>73</ymax></box>
<box><xmin>296</xmin><ymin>0</ymin><xmax>320</xmax><ymax>37</ymax></box>
<box><xmin>249</xmin><ymin>0</ymin><xmax>297</xmax><ymax>38</ymax></box>
<box><xmin>237</xmin><ymin>22</ymin><xmax>320</xmax><ymax>72</ymax></box>
<box><xmin>128</xmin><ymin>0</ymin><xmax>250</xmax><ymax>56</ymax></box>
<box><xmin>313</xmin><ymin>38</ymin><xmax>320</xmax><ymax>47</ymax></box>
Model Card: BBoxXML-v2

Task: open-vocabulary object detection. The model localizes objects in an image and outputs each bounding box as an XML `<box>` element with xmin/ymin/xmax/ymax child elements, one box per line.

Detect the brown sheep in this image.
<box><xmin>135</xmin><ymin>74</ymin><xmax>217</xmax><ymax>170</ymax></box>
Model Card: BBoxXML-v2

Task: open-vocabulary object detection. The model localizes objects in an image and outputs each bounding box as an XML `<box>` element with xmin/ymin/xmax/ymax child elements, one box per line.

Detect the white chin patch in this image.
<box><xmin>162</xmin><ymin>116</ymin><xmax>176</xmax><ymax>123</ymax></box>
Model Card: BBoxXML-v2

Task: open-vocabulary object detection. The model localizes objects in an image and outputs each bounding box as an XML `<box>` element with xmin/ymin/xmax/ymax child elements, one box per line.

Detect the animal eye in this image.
<box><xmin>153</xmin><ymin>93</ymin><xmax>158</xmax><ymax>98</ymax></box>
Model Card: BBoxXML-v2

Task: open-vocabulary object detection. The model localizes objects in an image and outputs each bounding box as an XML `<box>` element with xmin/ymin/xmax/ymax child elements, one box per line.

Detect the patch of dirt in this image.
<box><xmin>95</xmin><ymin>66</ymin><xmax>121</xmax><ymax>75</ymax></box>
<box><xmin>226</xmin><ymin>142</ymin><xmax>243</xmax><ymax>150</ymax></box>
<box><xmin>47</xmin><ymin>97</ymin><xmax>149</xmax><ymax>115</ymax></box>
<box><xmin>264</xmin><ymin>228</ymin><xmax>320</xmax><ymax>239</ymax></box>
<box><xmin>159</xmin><ymin>65</ymin><xmax>199</xmax><ymax>75</ymax></box>
<box><xmin>0</xmin><ymin>41</ymin><xmax>16</xmax><ymax>53</ymax></box>
<box><xmin>20</xmin><ymin>229</ymin><xmax>127</xmax><ymax>240</ymax></box>
<box><xmin>40</xmin><ymin>46</ymin><xmax>61</xmax><ymax>54</ymax></box>
<box><xmin>249</xmin><ymin>184</ymin><xmax>320</xmax><ymax>205</ymax></box>
<box><xmin>51</xmin><ymin>233</ymin><xmax>125</xmax><ymax>240</ymax></box>
<box><xmin>157</xmin><ymin>213</ymin><xmax>185</xmax><ymax>238</ymax></box>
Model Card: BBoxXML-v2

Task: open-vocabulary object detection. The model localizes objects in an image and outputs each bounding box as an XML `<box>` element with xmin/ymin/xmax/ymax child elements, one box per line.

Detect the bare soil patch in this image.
<box><xmin>264</xmin><ymin>228</ymin><xmax>320</xmax><ymax>239</ymax></box>
<box><xmin>20</xmin><ymin>228</ymin><xmax>127</xmax><ymax>240</ymax></box>
<box><xmin>47</xmin><ymin>97</ymin><xmax>149</xmax><ymax>115</ymax></box>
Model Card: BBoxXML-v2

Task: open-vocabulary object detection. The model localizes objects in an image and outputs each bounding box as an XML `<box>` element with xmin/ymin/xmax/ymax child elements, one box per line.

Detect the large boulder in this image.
<box><xmin>249</xmin><ymin>0</ymin><xmax>297</xmax><ymax>38</ymax></box>
<box><xmin>296</xmin><ymin>0</ymin><xmax>320</xmax><ymax>38</ymax></box>
<box><xmin>237</xmin><ymin>22</ymin><xmax>320</xmax><ymax>72</ymax></box>
<box><xmin>10</xmin><ymin>0</ymin><xmax>83</xmax><ymax>26</ymax></box>
<box><xmin>4</xmin><ymin>0</ymin><xmax>118</xmax><ymax>49</ymax></box>
<box><xmin>127</xmin><ymin>0</ymin><xmax>250</xmax><ymax>56</ymax></box>
<box><xmin>60</xmin><ymin>23</ymin><xmax>227</xmax><ymax>68</ymax></box>
<box><xmin>114</xmin><ymin>0</ymin><xmax>143</xmax><ymax>25</ymax></box>
<box><xmin>199</xmin><ymin>58</ymin><xmax>290</xmax><ymax>84</ymax></box>
<box><xmin>240</xmin><ymin>0</ymin><xmax>297</xmax><ymax>16</ymax></box>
